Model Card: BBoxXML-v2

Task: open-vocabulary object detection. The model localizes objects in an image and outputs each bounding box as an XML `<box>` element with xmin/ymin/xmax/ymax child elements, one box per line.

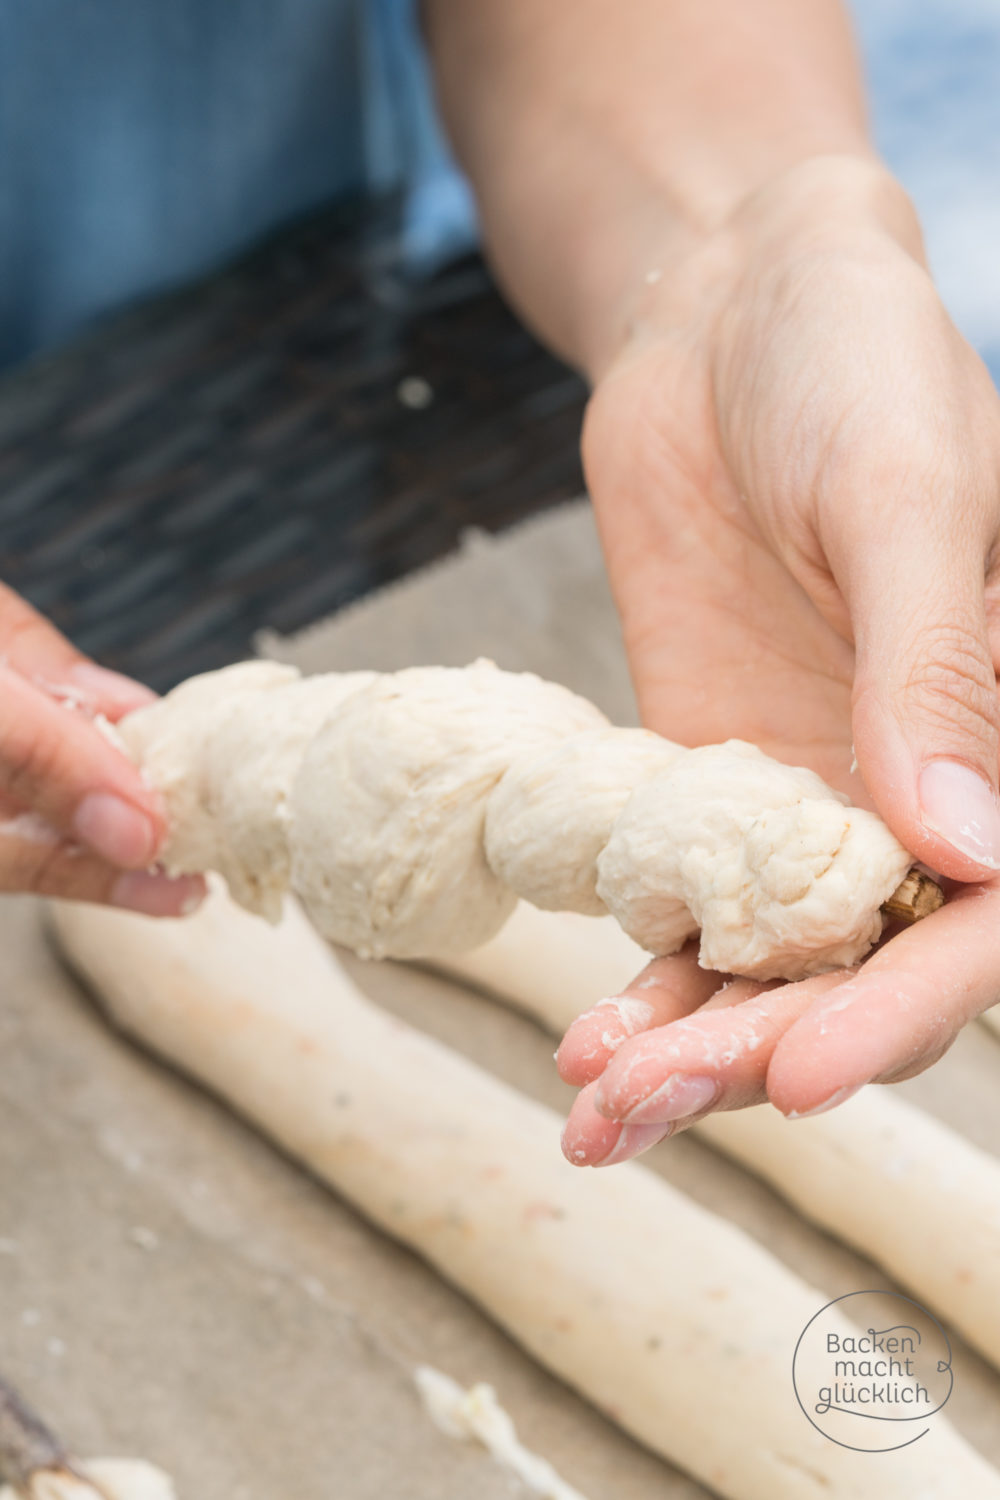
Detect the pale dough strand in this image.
<box><xmin>0</xmin><ymin>1458</ymin><xmax>175</xmax><ymax>1500</ymax></box>
<box><xmin>118</xmin><ymin>660</ymin><xmax>918</xmax><ymax>980</ymax></box>
<box><xmin>48</xmin><ymin>889</ymin><xmax>999</xmax><ymax>1500</ymax></box>
<box><xmin>414</xmin><ymin>1366</ymin><xmax>589</xmax><ymax>1500</ymax></box>
<box><xmin>433</xmin><ymin>904</ymin><xmax>1000</xmax><ymax>1372</ymax></box>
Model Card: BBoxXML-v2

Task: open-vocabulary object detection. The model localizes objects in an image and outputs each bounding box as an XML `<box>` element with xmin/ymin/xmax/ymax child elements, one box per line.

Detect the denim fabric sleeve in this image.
<box><xmin>1</xmin><ymin>2</ymin><xmax>995</xmax><ymax>376</ymax></box>
<box><xmin>362</xmin><ymin>0</ymin><xmax>478</xmax><ymax>276</ymax></box>
<box><xmin>0</xmin><ymin>0</ymin><xmax>477</xmax><ymax>369</ymax></box>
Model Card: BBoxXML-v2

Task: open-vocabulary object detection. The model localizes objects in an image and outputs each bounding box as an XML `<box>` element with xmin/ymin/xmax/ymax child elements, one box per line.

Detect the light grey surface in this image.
<box><xmin>3</xmin><ymin>500</ymin><xmax>1000</xmax><ymax>1497</ymax></box>
<box><xmin>0</xmin><ymin>898</ymin><xmax>698</xmax><ymax>1500</ymax></box>
<box><xmin>257</xmin><ymin>508</ymin><xmax>641</xmax><ymax>725</ymax></box>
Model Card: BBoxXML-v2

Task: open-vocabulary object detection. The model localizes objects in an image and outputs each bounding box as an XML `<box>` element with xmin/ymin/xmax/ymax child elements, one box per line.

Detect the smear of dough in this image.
<box><xmin>0</xmin><ymin>1458</ymin><xmax>175</xmax><ymax>1500</ymax></box>
<box><xmin>415</xmin><ymin>1366</ymin><xmax>589</xmax><ymax>1500</ymax></box>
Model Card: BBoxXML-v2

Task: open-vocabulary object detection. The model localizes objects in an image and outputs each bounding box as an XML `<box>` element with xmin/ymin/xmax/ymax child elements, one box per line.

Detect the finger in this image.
<box><xmin>0</xmin><ymin>666</ymin><xmax>165</xmax><ymax>866</ymax></box>
<box><xmin>592</xmin><ymin>976</ymin><xmax>845</xmax><ymax>1124</ymax></box>
<box><xmin>0</xmin><ymin>808</ymin><xmax>204</xmax><ymax>913</ymax></box>
<box><xmin>840</xmin><ymin>504</ymin><xmax>1000</xmax><ymax>881</ymax></box>
<box><xmin>0</xmin><ymin>582</ymin><xmax>154</xmax><ymax>719</ymax></box>
<box><xmin>561</xmin><ymin>1081</ymin><xmax>673</xmax><ymax>1168</ymax></box>
<box><xmin>767</xmin><ymin>878</ymin><xmax>1000</xmax><ymax>1118</ymax></box>
<box><xmin>555</xmin><ymin>943</ymin><xmax>722</xmax><ymax>1086</ymax></box>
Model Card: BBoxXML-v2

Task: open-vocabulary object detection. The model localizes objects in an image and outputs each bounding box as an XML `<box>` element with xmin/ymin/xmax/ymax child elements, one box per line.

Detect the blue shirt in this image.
<box><xmin>0</xmin><ymin>0</ymin><xmax>476</xmax><ymax>367</ymax></box>
<box><xmin>0</xmin><ymin>0</ymin><xmax>996</xmax><ymax>381</ymax></box>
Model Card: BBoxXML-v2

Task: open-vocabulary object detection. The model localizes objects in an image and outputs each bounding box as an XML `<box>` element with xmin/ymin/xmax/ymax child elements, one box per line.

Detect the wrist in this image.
<box><xmin>723</xmin><ymin>154</ymin><xmax>926</xmax><ymax>277</ymax></box>
<box><xmin>578</xmin><ymin>154</ymin><xmax>924</xmax><ymax>384</ymax></box>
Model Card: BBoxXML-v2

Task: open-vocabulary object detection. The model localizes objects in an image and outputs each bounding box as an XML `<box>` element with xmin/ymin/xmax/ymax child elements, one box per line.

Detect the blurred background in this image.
<box><xmin>0</xmin><ymin>0</ymin><xmax>997</xmax><ymax>691</ymax></box>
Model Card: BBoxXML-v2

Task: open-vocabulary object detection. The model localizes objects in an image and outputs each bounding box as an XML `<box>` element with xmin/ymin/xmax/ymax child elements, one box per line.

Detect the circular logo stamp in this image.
<box><xmin>793</xmin><ymin>1290</ymin><xmax>953</xmax><ymax>1451</ymax></box>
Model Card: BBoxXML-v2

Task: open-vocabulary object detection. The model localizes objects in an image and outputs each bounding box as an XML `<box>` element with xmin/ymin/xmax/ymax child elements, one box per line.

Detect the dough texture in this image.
<box><xmin>484</xmin><ymin>726</ymin><xmax>682</xmax><ymax>915</ymax></box>
<box><xmin>597</xmin><ymin>741</ymin><xmax>911</xmax><ymax>975</ymax></box>
<box><xmin>415</xmin><ymin>1366</ymin><xmax>588</xmax><ymax>1500</ymax></box>
<box><xmin>0</xmin><ymin>1458</ymin><xmax>175</xmax><ymax>1500</ymax></box>
<box><xmin>120</xmin><ymin>660</ymin><xmax>914</xmax><ymax>977</ymax></box>
<box><xmin>433</xmin><ymin>905</ymin><xmax>1000</xmax><ymax>1374</ymax></box>
<box><xmin>288</xmin><ymin>662</ymin><xmax>604</xmax><ymax>956</ymax></box>
<box><xmin>48</xmin><ymin>890</ymin><xmax>1000</xmax><ymax>1500</ymax></box>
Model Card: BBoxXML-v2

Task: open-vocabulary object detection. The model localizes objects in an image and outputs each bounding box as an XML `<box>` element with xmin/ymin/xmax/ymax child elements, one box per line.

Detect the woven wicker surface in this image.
<box><xmin>0</xmin><ymin>199</ymin><xmax>586</xmax><ymax>690</ymax></box>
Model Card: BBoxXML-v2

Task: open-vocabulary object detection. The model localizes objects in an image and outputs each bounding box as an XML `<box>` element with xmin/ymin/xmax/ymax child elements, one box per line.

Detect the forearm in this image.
<box><xmin>424</xmin><ymin>0</ymin><xmax>881</xmax><ymax>377</ymax></box>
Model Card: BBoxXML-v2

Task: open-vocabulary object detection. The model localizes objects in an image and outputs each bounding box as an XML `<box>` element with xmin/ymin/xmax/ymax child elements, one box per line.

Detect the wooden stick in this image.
<box><xmin>882</xmin><ymin>868</ymin><xmax>945</xmax><ymax>925</ymax></box>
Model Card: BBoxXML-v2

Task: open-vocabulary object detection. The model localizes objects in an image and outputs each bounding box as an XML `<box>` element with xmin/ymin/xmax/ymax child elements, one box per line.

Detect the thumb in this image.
<box><xmin>848</xmin><ymin>534</ymin><xmax>1000</xmax><ymax>881</ymax></box>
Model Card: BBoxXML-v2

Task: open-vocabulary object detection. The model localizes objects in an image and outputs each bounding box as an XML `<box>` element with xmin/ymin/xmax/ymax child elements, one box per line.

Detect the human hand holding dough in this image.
<box><xmin>558</xmin><ymin>878</ymin><xmax>1000</xmax><ymax>1165</ymax></box>
<box><xmin>572</xmin><ymin>164</ymin><xmax>1000</xmax><ymax>1151</ymax></box>
<box><xmin>117</xmin><ymin>658</ymin><xmax>929</xmax><ymax>982</ymax></box>
<box><xmin>118</xmin><ymin>655</ymin><xmax>994</xmax><ymax>1147</ymax></box>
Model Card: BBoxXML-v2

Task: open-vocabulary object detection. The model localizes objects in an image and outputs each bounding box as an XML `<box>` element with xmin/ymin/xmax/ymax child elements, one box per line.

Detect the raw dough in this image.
<box><xmin>288</xmin><ymin>662</ymin><xmax>604</xmax><ymax>956</ymax></box>
<box><xmin>207</xmin><ymin>670</ymin><xmax>377</xmax><ymax>919</ymax></box>
<box><xmin>0</xmin><ymin>1458</ymin><xmax>175</xmax><ymax>1500</ymax></box>
<box><xmin>119</xmin><ymin>661</ymin><xmax>913</xmax><ymax>978</ymax></box>
<box><xmin>433</xmin><ymin>904</ymin><xmax>1000</xmax><ymax>1372</ymax></box>
<box><xmin>48</xmin><ymin>888</ymin><xmax>1000</xmax><ymax>1500</ymax></box>
<box><xmin>484</xmin><ymin>727</ymin><xmax>681</xmax><ymax>915</ymax></box>
<box><xmin>597</xmin><ymin>742</ymin><xmax>907</xmax><ymax>975</ymax></box>
<box><xmin>415</xmin><ymin>1366</ymin><xmax>588</xmax><ymax>1500</ymax></box>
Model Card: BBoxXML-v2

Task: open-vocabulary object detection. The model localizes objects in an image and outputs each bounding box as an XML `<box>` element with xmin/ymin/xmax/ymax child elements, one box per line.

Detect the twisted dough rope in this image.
<box><xmin>119</xmin><ymin>659</ymin><xmax>940</xmax><ymax>980</ymax></box>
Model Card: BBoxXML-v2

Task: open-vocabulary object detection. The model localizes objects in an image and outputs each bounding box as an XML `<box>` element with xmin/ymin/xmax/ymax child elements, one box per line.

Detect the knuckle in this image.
<box><xmin>1</xmin><ymin>720</ymin><xmax>68</xmax><ymax>811</ymax></box>
<box><xmin>0</xmin><ymin>828</ymin><xmax>59</xmax><ymax>894</ymax></box>
<box><xmin>23</xmin><ymin>838</ymin><xmax>66</xmax><ymax>896</ymax></box>
<box><xmin>902</xmin><ymin>624</ymin><xmax>1000</xmax><ymax>744</ymax></box>
<box><xmin>4</xmin><ymin>608</ymin><xmax>47</xmax><ymax>656</ymax></box>
<box><xmin>879</xmin><ymin>1033</ymin><xmax>957</xmax><ymax>1084</ymax></box>
<box><xmin>0</xmin><ymin>836</ymin><xmax>114</xmax><ymax>902</ymax></box>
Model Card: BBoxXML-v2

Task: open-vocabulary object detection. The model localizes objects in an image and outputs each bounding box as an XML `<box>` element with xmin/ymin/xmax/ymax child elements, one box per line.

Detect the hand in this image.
<box><xmin>562</xmin><ymin>157</ymin><xmax>1000</xmax><ymax>1164</ymax></box>
<box><xmin>0</xmin><ymin>583</ymin><xmax>203</xmax><ymax>914</ymax></box>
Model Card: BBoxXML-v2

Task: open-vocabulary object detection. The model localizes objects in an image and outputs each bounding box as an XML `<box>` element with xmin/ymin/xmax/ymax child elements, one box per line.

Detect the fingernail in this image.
<box><xmin>918</xmin><ymin>759</ymin><xmax>1000</xmax><ymax>870</ymax></box>
<box><xmin>593</xmin><ymin>1122</ymin><xmax>672</xmax><ymax>1167</ymax></box>
<box><xmin>111</xmin><ymin>871</ymin><xmax>206</xmax><ymax>918</ymax></box>
<box><xmin>786</xmin><ymin>1083</ymin><xmax>862</xmax><ymax>1120</ymax></box>
<box><xmin>69</xmin><ymin>662</ymin><xmax>157</xmax><ymax>710</ymax></box>
<box><xmin>74</xmin><ymin>792</ymin><xmax>158</xmax><ymax>867</ymax></box>
<box><xmin>622</xmin><ymin>1074</ymin><xmax>719</xmax><ymax>1125</ymax></box>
